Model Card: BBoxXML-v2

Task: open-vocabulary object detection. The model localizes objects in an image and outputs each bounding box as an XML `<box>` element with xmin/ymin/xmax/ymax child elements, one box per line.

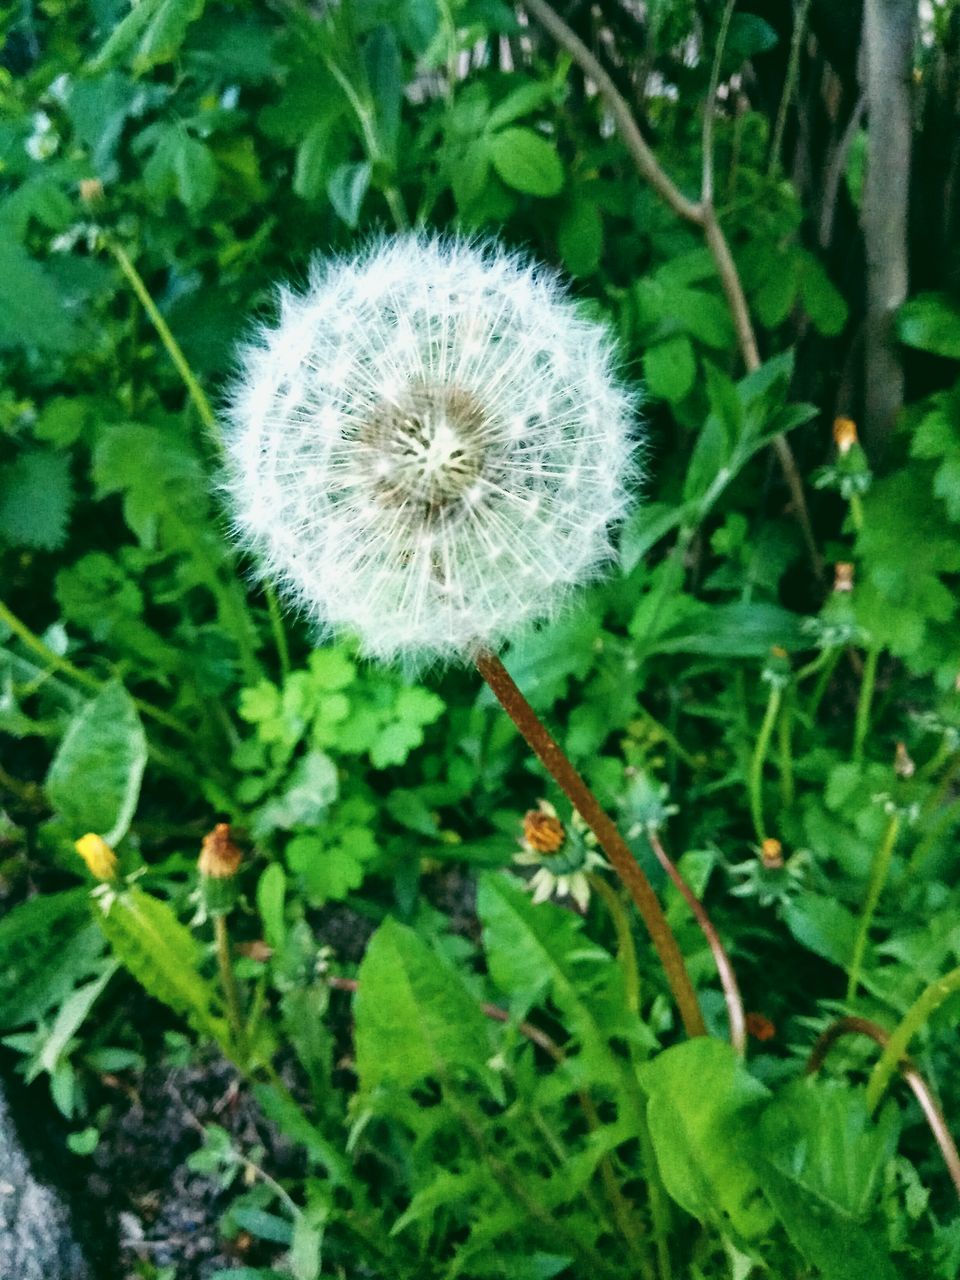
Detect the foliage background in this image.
<box><xmin>2</xmin><ymin>1</ymin><xmax>960</xmax><ymax>1278</ymax></box>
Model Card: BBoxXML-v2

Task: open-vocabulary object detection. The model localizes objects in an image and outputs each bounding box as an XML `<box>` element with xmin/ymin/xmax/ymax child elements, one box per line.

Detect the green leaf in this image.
<box><xmin>171</xmin><ymin>135</ymin><xmax>218</xmax><ymax>211</ymax></box>
<box><xmin>783</xmin><ymin>893</ymin><xmax>859</xmax><ymax>967</ymax></box>
<box><xmin>488</xmin><ymin>128</ymin><xmax>564</xmax><ymax>197</ymax></box>
<box><xmin>96</xmin><ymin>886</ymin><xmax>229</xmax><ymax>1045</ymax></box>
<box><xmin>898</xmin><ymin>293</ymin><xmax>960</xmax><ymax>358</ymax></box>
<box><xmin>45</xmin><ymin>682</ymin><xmax>147</xmax><ymax>845</ymax></box>
<box><xmin>0</xmin><ymin>890</ymin><xmax>106</xmax><ymax>1030</ymax></box>
<box><xmin>758</xmin><ymin>1081</ymin><xmax>901</xmax><ymax>1280</ymax></box>
<box><xmin>486</xmin><ymin>79</ymin><xmax>556</xmax><ymax>131</ymax></box>
<box><xmin>90</xmin><ymin>0</ymin><xmax>206</xmax><ymax>72</ymax></box>
<box><xmin>638</xmin><ymin>1038</ymin><xmax>775</xmax><ymax>1240</ymax></box>
<box><xmin>256</xmin><ymin>863</ymin><xmax>286</xmax><ymax>951</ymax></box>
<box><xmin>286</xmin><ymin>825</ymin><xmax>378</xmax><ymax>906</ymax></box>
<box><xmin>650</xmin><ymin>601</ymin><xmax>806</xmax><ymax>658</ymax></box>
<box><xmin>0</xmin><ymin>450</ymin><xmax>73</xmax><ymax>550</ymax></box>
<box><xmin>327</xmin><ymin>161</ymin><xmax>372</xmax><ymax>227</ymax></box>
<box><xmin>354</xmin><ymin>917</ymin><xmax>492</xmax><ymax>1095</ymax></box>
<box><xmin>798</xmin><ymin>251</ymin><xmax>848</xmax><ymax>336</ymax></box>
<box><xmin>0</xmin><ymin>240</ymin><xmax>81</xmax><ymax>353</ymax></box>
<box><xmin>644</xmin><ymin>335</ymin><xmax>696</xmax><ymax>402</ymax></box>
<box><xmin>557</xmin><ymin>193</ymin><xmax>603</xmax><ymax>276</ymax></box>
<box><xmin>363</xmin><ymin>25</ymin><xmax>402</xmax><ymax>159</ymax></box>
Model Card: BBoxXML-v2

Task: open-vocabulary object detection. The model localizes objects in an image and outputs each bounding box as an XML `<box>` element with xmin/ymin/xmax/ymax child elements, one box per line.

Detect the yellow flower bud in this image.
<box><xmin>75</xmin><ymin>833</ymin><xmax>118</xmax><ymax>881</ymax></box>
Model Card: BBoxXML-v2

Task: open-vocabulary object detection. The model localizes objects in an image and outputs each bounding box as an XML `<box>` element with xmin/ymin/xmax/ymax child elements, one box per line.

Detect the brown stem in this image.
<box><xmin>806</xmin><ymin>1016</ymin><xmax>960</xmax><ymax>1203</ymax></box>
<box><xmin>475</xmin><ymin>650</ymin><xmax>705</xmax><ymax>1038</ymax></box>
<box><xmin>522</xmin><ymin>0</ymin><xmax>822</xmax><ymax>580</ymax></box>
<box><xmin>645</xmin><ymin>828</ymin><xmax>746</xmax><ymax>1057</ymax></box>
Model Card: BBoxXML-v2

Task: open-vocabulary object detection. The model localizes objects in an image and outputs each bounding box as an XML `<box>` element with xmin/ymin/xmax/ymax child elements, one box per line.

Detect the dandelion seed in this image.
<box><xmin>224</xmin><ymin>232</ymin><xmax>637</xmax><ymax>666</ymax></box>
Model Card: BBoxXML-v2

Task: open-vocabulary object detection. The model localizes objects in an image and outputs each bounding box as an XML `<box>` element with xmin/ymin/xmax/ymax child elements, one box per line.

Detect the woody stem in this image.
<box><xmin>476</xmin><ymin>650</ymin><xmax>706</xmax><ymax>1038</ymax></box>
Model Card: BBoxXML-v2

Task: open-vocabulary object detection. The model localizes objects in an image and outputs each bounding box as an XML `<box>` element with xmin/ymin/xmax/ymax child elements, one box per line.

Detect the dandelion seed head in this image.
<box><xmin>224</xmin><ymin>232</ymin><xmax>639</xmax><ymax>666</ymax></box>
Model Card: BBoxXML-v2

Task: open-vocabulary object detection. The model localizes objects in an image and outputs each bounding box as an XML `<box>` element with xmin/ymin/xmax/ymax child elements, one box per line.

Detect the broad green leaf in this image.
<box><xmin>488</xmin><ymin>128</ymin><xmax>564</xmax><ymax>197</ymax></box>
<box><xmin>798</xmin><ymin>251</ymin><xmax>848</xmax><ymax>336</ymax></box>
<box><xmin>486</xmin><ymin>79</ymin><xmax>556</xmax><ymax>131</ymax></box>
<box><xmin>363</xmin><ymin>26</ymin><xmax>402</xmax><ymax>159</ymax></box>
<box><xmin>96</xmin><ymin>886</ymin><xmax>229</xmax><ymax>1046</ymax></box>
<box><xmin>644</xmin><ymin>335</ymin><xmax>696</xmax><ymax>402</ymax></box>
<box><xmin>783</xmin><ymin>893</ymin><xmax>860</xmax><ymax>968</ymax></box>
<box><xmin>898</xmin><ymin>292</ymin><xmax>960</xmax><ymax>359</ymax></box>
<box><xmin>354</xmin><ymin>917</ymin><xmax>492</xmax><ymax>1095</ymax></box>
<box><xmin>650</xmin><ymin>601</ymin><xmax>806</xmax><ymax>657</ymax></box>
<box><xmin>638</xmin><ymin>1038</ymin><xmax>775</xmax><ymax>1240</ymax></box>
<box><xmin>46</xmin><ymin>682</ymin><xmax>147</xmax><ymax>845</ymax></box>
<box><xmin>0</xmin><ymin>890</ymin><xmax>105</xmax><ymax>1030</ymax></box>
<box><xmin>758</xmin><ymin>1081</ymin><xmax>901</xmax><ymax>1280</ymax></box>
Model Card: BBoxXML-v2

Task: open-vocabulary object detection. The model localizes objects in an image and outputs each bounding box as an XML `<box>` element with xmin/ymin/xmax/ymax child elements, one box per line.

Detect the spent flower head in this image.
<box><xmin>225</xmin><ymin>232</ymin><xmax>637</xmax><ymax>666</ymax></box>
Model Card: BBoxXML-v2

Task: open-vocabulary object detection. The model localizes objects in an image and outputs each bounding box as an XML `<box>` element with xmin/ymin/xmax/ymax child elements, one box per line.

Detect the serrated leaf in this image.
<box><xmin>0</xmin><ymin>240</ymin><xmax>81</xmax><ymax>354</ymax></box>
<box><xmin>46</xmin><ymin>682</ymin><xmax>147</xmax><ymax>845</ymax></box>
<box><xmin>96</xmin><ymin>886</ymin><xmax>229</xmax><ymax>1045</ymax></box>
<box><xmin>488</xmin><ymin>128</ymin><xmax>563</xmax><ymax>197</ymax></box>
<box><xmin>0</xmin><ymin>450</ymin><xmax>74</xmax><ymax>550</ymax></box>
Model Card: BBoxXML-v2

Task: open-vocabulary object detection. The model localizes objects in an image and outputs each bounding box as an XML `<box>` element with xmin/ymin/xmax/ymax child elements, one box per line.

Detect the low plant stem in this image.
<box><xmin>768</xmin><ymin>0</ymin><xmax>812</xmax><ymax>177</ymax></box>
<box><xmin>105</xmin><ymin>237</ymin><xmax>289</xmax><ymax>682</ymax></box>
<box><xmin>646</xmin><ymin>828</ymin><xmax>746</xmax><ymax>1057</ymax></box>
<box><xmin>866</xmin><ymin>965</ymin><xmax>960</xmax><ymax>1113</ymax></box>
<box><xmin>778</xmin><ymin>691</ymin><xmax>795</xmax><ymax>808</ymax></box>
<box><xmin>748</xmin><ymin>684</ymin><xmax>782</xmax><ymax>843</ymax></box>
<box><xmin>590</xmin><ymin>874</ymin><xmax>641</xmax><ymax>1016</ymax></box>
<box><xmin>846</xmin><ymin>809</ymin><xmax>900</xmax><ymax>1002</ymax></box>
<box><xmin>476</xmin><ymin>650</ymin><xmax>706</xmax><ymax>1038</ymax></box>
<box><xmin>853</xmin><ymin>645</ymin><xmax>880</xmax><ymax>764</ymax></box>
<box><xmin>807</xmin><ymin>647</ymin><xmax>842</xmax><ymax>724</ymax></box>
<box><xmin>214</xmin><ymin>914</ymin><xmax>247</xmax><ymax>1063</ymax></box>
<box><xmin>0</xmin><ymin>597</ymin><xmax>190</xmax><ymax>737</ymax></box>
<box><xmin>808</xmin><ymin>1016</ymin><xmax>960</xmax><ymax>1202</ymax></box>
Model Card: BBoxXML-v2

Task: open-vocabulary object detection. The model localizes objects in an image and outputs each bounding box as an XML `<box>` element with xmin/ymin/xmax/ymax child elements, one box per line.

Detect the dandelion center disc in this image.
<box><xmin>225</xmin><ymin>232</ymin><xmax>638</xmax><ymax>666</ymax></box>
<box><xmin>360</xmin><ymin>381</ymin><xmax>489</xmax><ymax>517</ymax></box>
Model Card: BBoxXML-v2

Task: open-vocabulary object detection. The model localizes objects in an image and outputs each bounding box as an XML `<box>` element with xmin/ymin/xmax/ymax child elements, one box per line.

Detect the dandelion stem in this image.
<box><xmin>104</xmin><ymin>237</ymin><xmax>287</xmax><ymax>681</ymax></box>
<box><xmin>645</xmin><ymin>828</ymin><xmax>746</xmax><ymax>1057</ymax></box>
<box><xmin>853</xmin><ymin>645</ymin><xmax>880</xmax><ymax>763</ymax></box>
<box><xmin>808</xmin><ymin>1015</ymin><xmax>960</xmax><ymax>1202</ymax></box>
<box><xmin>105</xmin><ymin>238</ymin><xmax>220</xmax><ymax>438</ymax></box>
<box><xmin>846</xmin><ymin>809</ymin><xmax>900</xmax><ymax>1002</ymax></box>
<box><xmin>476</xmin><ymin>650</ymin><xmax>706</xmax><ymax>1038</ymax></box>
<box><xmin>214</xmin><ymin>914</ymin><xmax>247</xmax><ymax>1063</ymax></box>
<box><xmin>590</xmin><ymin>874</ymin><xmax>641</xmax><ymax>1016</ymax></box>
<box><xmin>748</xmin><ymin>683</ymin><xmax>782</xmax><ymax>843</ymax></box>
<box><xmin>866</xmin><ymin>964</ymin><xmax>960</xmax><ymax>1114</ymax></box>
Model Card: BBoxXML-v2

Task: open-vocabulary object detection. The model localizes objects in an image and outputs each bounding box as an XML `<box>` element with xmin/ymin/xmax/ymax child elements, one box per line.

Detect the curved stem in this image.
<box><xmin>853</xmin><ymin>646</ymin><xmax>880</xmax><ymax>763</ymax></box>
<box><xmin>476</xmin><ymin>651</ymin><xmax>706</xmax><ymax>1038</ymax></box>
<box><xmin>521</xmin><ymin>0</ymin><xmax>822</xmax><ymax>580</ymax></box>
<box><xmin>590</xmin><ymin>874</ymin><xmax>641</xmax><ymax>1016</ymax></box>
<box><xmin>748</xmin><ymin>684</ymin><xmax>782</xmax><ymax>843</ymax></box>
<box><xmin>807</xmin><ymin>1015</ymin><xmax>960</xmax><ymax>1202</ymax></box>
<box><xmin>846</xmin><ymin>809</ymin><xmax>900</xmax><ymax>1002</ymax></box>
<box><xmin>646</xmin><ymin>828</ymin><xmax>746</xmax><ymax>1057</ymax></box>
<box><xmin>867</xmin><ymin>965</ymin><xmax>960</xmax><ymax>1113</ymax></box>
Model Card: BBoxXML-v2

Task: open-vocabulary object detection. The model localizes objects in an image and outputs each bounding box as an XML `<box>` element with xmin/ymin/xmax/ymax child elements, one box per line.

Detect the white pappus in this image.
<box><xmin>224</xmin><ymin>231</ymin><xmax>639</xmax><ymax>666</ymax></box>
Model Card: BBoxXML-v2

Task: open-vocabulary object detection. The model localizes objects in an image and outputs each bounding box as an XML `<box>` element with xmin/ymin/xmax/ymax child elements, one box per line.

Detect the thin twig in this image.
<box><xmin>768</xmin><ymin>0</ymin><xmax>813</xmax><ymax>179</ymax></box>
<box><xmin>645</xmin><ymin>828</ymin><xmax>746</xmax><ymax>1056</ymax></box>
<box><xmin>476</xmin><ymin>650</ymin><xmax>706</xmax><ymax>1038</ymax></box>
<box><xmin>806</xmin><ymin>1015</ymin><xmax>960</xmax><ymax>1203</ymax></box>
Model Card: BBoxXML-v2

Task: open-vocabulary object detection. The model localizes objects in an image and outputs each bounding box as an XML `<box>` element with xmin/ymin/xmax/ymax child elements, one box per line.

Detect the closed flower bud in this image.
<box><xmin>198</xmin><ymin>823</ymin><xmax>242</xmax><ymax>916</ymax></box>
<box><xmin>760</xmin><ymin>837</ymin><xmax>784</xmax><ymax>870</ymax></box>
<box><xmin>832</xmin><ymin>417</ymin><xmax>858</xmax><ymax>455</ymax></box>
<box><xmin>522</xmin><ymin>806</ymin><xmax>566</xmax><ymax>855</ymax></box>
<box><xmin>75</xmin><ymin>833</ymin><xmax>118</xmax><ymax>881</ymax></box>
<box><xmin>833</xmin><ymin>562</ymin><xmax>855</xmax><ymax>593</ymax></box>
<box><xmin>224</xmin><ymin>232</ymin><xmax>637</xmax><ymax>668</ymax></box>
